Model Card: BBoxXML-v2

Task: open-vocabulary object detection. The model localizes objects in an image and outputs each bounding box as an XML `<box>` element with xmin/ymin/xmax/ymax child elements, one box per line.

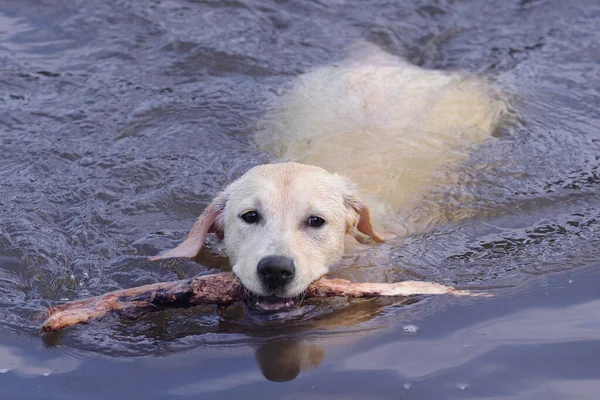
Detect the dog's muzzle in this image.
<box><xmin>252</xmin><ymin>255</ymin><xmax>297</xmax><ymax>311</ymax></box>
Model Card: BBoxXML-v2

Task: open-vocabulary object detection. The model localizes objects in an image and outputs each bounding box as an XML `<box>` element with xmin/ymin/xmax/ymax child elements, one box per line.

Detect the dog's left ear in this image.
<box><xmin>336</xmin><ymin>174</ymin><xmax>385</xmax><ymax>244</ymax></box>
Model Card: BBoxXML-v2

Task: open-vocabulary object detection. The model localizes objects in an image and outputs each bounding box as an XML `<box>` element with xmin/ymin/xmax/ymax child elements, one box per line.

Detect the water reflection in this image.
<box><xmin>255</xmin><ymin>339</ymin><xmax>325</xmax><ymax>382</ymax></box>
<box><xmin>0</xmin><ymin>344</ymin><xmax>80</xmax><ymax>377</ymax></box>
<box><xmin>167</xmin><ymin>369</ymin><xmax>264</xmax><ymax>396</ymax></box>
<box><xmin>342</xmin><ymin>298</ymin><xmax>600</xmax><ymax>380</ymax></box>
<box><xmin>165</xmin><ymin>338</ymin><xmax>326</xmax><ymax>395</ymax></box>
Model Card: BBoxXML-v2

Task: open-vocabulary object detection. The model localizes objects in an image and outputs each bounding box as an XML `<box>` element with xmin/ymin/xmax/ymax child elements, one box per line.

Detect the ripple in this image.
<box><xmin>0</xmin><ymin>0</ymin><xmax>599</xmax><ymax>357</ymax></box>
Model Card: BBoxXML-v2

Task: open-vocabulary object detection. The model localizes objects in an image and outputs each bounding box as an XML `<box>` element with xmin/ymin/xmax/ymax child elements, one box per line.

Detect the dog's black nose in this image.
<box><xmin>257</xmin><ymin>255</ymin><xmax>295</xmax><ymax>287</ymax></box>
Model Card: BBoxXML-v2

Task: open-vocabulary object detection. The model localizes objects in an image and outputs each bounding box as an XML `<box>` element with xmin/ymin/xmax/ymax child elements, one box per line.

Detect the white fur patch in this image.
<box><xmin>257</xmin><ymin>45</ymin><xmax>507</xmax><ymax>234</ymax></box>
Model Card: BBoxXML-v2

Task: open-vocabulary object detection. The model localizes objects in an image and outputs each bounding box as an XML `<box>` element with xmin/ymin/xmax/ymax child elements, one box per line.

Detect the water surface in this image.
<box><xmin>1</xmin><ymin>0</ymin><xmax>599</xmax><ymax>398</ymax></box>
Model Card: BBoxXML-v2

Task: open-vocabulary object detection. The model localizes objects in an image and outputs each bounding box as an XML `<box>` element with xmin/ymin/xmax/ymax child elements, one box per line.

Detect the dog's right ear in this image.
<box><xmin>148</xmin><ymin>191</ymin><xmax>229</xmax><ymax>261</ymax></box>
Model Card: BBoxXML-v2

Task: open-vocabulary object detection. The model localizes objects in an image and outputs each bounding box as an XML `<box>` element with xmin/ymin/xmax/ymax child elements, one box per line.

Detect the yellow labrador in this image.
<box><xmin>150</xmin><ymin>45</ymin><xmax>506</xmax><ymax>311</ymax></box>
<box><xmin>150</xmin><ymin>162</ymin><xmax>384</xmax><ymax>310</ymax></box>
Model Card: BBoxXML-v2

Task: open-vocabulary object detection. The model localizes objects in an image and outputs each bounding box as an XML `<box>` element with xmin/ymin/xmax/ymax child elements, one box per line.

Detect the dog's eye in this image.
<box><xmin>307</xmin><ymin>216</ymin><xmax>326</xmax><ymax>228</ymax></box>
<box><xmin>240</xmin><ymin>210</ymin><xmax>260</xmax><ymax>224</ymax></box>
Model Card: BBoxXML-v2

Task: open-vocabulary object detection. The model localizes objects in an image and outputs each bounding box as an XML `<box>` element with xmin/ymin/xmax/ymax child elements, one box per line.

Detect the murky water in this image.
<box><xmin>1</xmin><ymin>0</ymin><xmax>599</xmax><ymax>398</ymax></box>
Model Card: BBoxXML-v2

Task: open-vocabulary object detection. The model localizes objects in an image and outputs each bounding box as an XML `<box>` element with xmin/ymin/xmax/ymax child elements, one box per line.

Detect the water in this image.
<box><xmin>1</xmin><ymin>0</ymin><xmax>599</xmax><ymax>398</ymax></box>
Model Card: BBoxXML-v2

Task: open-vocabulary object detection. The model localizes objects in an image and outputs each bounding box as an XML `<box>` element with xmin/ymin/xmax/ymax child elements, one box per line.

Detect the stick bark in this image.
<box><xmin>41</xmin><ymin>272</ymin><xmax>475</xmax><ymax>332</ymax></box>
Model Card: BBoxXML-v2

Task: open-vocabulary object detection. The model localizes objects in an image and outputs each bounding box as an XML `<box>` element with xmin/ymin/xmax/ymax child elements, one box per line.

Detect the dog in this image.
<box><xmin>150</xmin><ymin>45</ymin><xmax>507</xmax><ymax>311</ymax></box>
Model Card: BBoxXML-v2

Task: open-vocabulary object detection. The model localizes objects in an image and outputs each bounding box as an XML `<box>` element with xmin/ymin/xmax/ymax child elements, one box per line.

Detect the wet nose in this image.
<box><xmin>257</xmin><ymin>255</ymin><xmax>296</xmax><ymax>287</ymax></box>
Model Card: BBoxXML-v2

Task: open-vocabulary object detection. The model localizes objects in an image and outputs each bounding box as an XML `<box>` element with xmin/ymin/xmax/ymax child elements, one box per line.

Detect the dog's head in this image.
<box><xmin>150</xmin><ymin>163</ymin><xmax>383</xmax><ymax>310</ymax></box>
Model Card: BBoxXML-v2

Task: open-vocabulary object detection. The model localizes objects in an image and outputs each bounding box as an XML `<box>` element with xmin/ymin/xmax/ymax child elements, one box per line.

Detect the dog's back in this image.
<box><xmin>257</xmin><ymin>45</ymin><xmax>507</xmax><ymax>233</ymax></box>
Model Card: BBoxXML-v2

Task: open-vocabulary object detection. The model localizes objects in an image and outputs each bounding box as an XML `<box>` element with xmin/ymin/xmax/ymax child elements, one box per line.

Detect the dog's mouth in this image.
<box><xmin>247</xmin><ymin>295</ymin><xmax>299</xmax><ymax>312</ymax></box>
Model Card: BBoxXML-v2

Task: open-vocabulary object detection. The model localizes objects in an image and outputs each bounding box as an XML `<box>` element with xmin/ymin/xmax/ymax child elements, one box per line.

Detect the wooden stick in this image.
<box><xmin>41</xmin><ymin>272</ymin><xmax>480</xmax><ymax>332</ymax></box>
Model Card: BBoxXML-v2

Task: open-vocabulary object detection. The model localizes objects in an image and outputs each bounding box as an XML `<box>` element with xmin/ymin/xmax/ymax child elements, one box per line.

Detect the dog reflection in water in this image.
<box><xmin>255</xmin><ymin>339</ymin><xmax>325</xmax><ymax>382</ymax></box>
